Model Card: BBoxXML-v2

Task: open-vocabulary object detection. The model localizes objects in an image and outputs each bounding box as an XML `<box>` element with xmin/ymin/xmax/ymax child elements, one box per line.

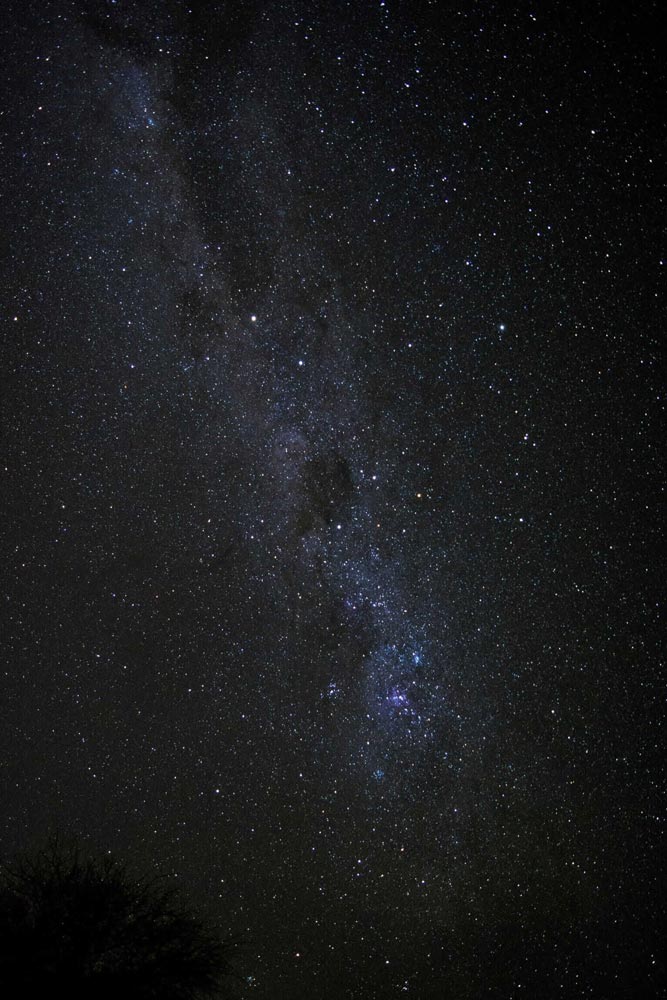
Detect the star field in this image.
<box><xmin>1</xmin><ymin>2</ymin><xmax>664</xmax><ymax>997</ymax></box>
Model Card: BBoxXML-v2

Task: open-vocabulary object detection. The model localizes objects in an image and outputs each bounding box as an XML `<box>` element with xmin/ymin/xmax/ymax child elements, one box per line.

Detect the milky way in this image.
<box><xmin>2</xmin><ymin>3</ymin><xmax>663</xmax><ymax>997</ymax></box>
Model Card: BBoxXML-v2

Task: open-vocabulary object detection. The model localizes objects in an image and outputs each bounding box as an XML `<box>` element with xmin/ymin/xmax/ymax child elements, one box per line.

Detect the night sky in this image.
<box><xmin>1</xmin><ymin>2</ymin><xmax>664</xmax><ymax>997</ymax></box>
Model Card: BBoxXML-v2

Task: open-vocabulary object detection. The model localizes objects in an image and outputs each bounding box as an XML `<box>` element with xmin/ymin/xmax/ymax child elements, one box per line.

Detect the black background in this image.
<box><xmin>1</xmin><ymin>2</ymin><xmax>664</xmax><ymax>997</ymax></box>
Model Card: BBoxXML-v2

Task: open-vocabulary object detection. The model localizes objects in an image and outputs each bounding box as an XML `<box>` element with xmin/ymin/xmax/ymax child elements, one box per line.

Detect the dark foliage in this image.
<box><xmin>0</xmin><ymin>839</ymin><xmax>236</xmax><ymax>999</ymax></box>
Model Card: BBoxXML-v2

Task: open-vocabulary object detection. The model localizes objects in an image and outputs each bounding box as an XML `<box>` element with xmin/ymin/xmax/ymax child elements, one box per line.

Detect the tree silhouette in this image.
<box><xmin>0</xmin><ymin>838</ymin><xmax>237</xmax><ymax>999</ymax></box>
